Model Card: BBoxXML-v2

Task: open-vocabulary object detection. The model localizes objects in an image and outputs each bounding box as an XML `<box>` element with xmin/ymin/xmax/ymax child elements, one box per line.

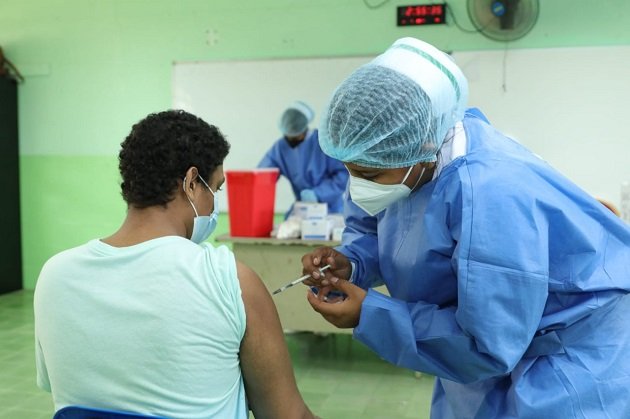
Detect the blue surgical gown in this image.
<box><xmin>258</xmin><ymin>129</ymin><xmax>349</xmax><ymax>216</ymax></box>
<box><xmin>339</xmin><ymin>110</ymin><xmax>630</xmax><ymax>418</ymax></box>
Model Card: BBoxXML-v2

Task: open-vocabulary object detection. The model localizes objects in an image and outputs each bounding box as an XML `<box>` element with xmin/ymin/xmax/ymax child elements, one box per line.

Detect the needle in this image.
<box><xmin>272</xmin><ymin>264</ymin><xmax>331</xmax><ymax>295</ymax></box>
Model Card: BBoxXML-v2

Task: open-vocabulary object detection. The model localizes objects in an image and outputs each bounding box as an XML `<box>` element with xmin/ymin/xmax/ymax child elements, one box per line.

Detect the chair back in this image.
<box><xmin>53</xmin><ymin>406</ymin><xmax>167</xmax><ymax>419</ymax></box>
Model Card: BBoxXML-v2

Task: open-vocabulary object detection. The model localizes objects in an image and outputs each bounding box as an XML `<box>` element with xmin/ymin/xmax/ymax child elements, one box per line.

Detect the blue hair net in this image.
<box><xmin>279</xmin><ymin>101</ymin><xmax>314</xmax><ymax>136</ymax></box>
<box><xmin>319</xmin><ymin>38</ymin><xmax>468</xmax><ymax>168</ymax></box>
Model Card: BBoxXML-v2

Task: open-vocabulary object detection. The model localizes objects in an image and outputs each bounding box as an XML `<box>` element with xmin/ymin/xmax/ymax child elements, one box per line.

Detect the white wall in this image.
<box><xmin>453</xmin><ymin>45</ymin><xmax>630</xmax><ymax>207</ymax></box>
<box><xmin>173</xmin><ymin>45</ymin><xmax>630</xmax><ymax>212</ymax></box>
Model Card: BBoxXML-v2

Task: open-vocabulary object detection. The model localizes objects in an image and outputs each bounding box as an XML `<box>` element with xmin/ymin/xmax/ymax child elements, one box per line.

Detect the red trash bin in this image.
<box><xmin>225</xmin><ymin>169</ymin><xmax>279</xmax><ymax>237</ymax></box>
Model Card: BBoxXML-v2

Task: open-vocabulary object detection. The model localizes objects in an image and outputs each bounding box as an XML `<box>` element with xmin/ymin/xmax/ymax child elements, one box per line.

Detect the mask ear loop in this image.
<box><xmin>193</xmin><ymin>175</ymin><xmax>218</xmax><ymax>216</ymax></box>
<box><xmin>183</xmin><ymin>176</ymin><xmax>200</xmax><ymax>217</ymax></box>
<box><xmin>197</xmin><ymin>175</ymin><xmax>216</xmax><ymax>197</ymax></box>
<box><xmin>409</xmin><ymin>164</ymin><xmax>427</xmax><ymax>191</ymax></box>
<box><xmin>400</xmin><ymin>165</ymin><xmax>414</xmax><ymax>184</ymax></box>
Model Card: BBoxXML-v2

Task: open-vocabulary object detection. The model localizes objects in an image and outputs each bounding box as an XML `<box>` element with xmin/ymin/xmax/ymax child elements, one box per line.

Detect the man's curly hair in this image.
<box><xmin>119</xmin><ymin>110</ymin><xmax>230</xmax><ymax>208</ymax></box>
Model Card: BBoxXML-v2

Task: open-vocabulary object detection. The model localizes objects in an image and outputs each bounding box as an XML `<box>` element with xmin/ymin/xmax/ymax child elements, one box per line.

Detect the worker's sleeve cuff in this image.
<box><xmin>349</xmin><ymin>261</ymin><xmax>356</xmax><ymax>283</ymax></box>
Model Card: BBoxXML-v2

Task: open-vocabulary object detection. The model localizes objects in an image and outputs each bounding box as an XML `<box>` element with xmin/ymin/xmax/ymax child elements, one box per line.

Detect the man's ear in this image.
<box><xmin>182</xmin><ymin>166</ymin><xmax>199</xmax><ymax>197</ymax></box>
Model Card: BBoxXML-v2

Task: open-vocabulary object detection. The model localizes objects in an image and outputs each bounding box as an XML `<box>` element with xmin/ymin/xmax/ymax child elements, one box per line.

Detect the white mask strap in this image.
<box><xmin>400</xmin><ymin>165</ymin><xmax>414</xmax><ymax>184</ymax></box>
<box><xmin>183</xmin><ymin>176</ymin><xmax>200</xmax><ymax>217</ymax></box>
<box><xmin>197</xmin><ymin>175</ymin><xmax>216</xmax><ymax>196</ymax></box>
<box><xmin>410</xmin><ymin>164</ymin><xmax>426</xmax><ymax>191</ymax></box>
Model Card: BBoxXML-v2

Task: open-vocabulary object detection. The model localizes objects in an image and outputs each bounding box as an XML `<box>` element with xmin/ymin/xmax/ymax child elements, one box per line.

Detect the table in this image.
<box><xmin>213</xmin><ymin>235</ymin><xmax>418</xmax><ymax>376</ymax></box>
<box><xmin>215</xmin><ymin>234</ymin><xmax>351</xmax><ymax>334</ymax></box>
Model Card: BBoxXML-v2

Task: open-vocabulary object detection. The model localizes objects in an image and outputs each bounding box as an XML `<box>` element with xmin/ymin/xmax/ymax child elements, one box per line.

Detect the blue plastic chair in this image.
<box><xmin>53</xmin><ymin>406</ymin><xmax>168</xmax><ymax>419</ymax></box>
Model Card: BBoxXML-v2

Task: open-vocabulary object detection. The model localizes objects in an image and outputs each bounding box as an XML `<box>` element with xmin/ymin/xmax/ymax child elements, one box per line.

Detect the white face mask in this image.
<box><xmin>184</xmin><ymin>176</ymin><xmax>219</xmax><ymax>244</ymax></box>
<box><xmin>349</xmin><ymin>165</ymin><xmax>425</xmax><ymax>216</ymax></box>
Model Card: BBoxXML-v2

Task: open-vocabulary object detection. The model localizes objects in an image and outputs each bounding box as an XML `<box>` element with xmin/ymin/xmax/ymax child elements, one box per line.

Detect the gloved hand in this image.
<box><xmin>300</xmin><ymin>189</ymin><xmax>318</xmax><ymax>202</ymax></box>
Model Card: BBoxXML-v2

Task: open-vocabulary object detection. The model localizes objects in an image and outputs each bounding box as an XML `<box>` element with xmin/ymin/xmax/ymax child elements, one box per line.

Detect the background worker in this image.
<box><xmin>258</xmin><ymin>100</ymin><xmax>348</xmax><ymax>217</ymax></box>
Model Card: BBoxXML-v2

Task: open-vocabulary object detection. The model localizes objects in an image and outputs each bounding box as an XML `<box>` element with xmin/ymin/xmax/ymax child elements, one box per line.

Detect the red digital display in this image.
<box><xmin>397</xmin><ymin>3</ymin><xmax>447</xmax><ymax>26</ymax></box>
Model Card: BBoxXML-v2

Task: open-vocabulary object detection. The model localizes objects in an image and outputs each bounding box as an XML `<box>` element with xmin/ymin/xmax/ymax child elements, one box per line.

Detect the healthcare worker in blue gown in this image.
<box><xmin>258</xmin><ymin>101</ymin><xmax>349</xmax><ymax>217</ymax></box>
<box><xmin>301</xmin><ymin>37</ymin><xmax>630</xmax><ymax>418</ymax></box>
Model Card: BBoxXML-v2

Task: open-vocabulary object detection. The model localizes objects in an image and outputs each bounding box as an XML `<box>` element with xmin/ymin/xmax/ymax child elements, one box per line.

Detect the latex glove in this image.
<box><xmin>300</xmin><ymin>247</ymin><xmax>352</xmax><ymax>286</ymax></box>
<box><xmin>307</xmin><ymin>277</ymin><xmax>366</xmax><ymax>328</ymax></box>
<box><xmin>300</xmin><ymin>189</ymin><xmax>318</xmax><ymax>202</ymax></box>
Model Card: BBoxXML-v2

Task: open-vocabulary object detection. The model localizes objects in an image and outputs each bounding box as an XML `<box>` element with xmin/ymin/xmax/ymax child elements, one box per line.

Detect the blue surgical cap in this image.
<box><xmin>319</xmin><ymin>37</ymin><xmax>469</xmax><ymax>168</ymax></box>
<box><xmin>279</xmin><ymin>101</ymin><xmax>315</xmax><ymax>137</ymax></box>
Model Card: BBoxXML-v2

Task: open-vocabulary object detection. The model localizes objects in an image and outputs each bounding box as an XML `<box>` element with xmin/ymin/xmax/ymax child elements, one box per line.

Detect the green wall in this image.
<box><xmin>2</xmin><ymin>0</ymin><xmax>630</xmax><ymax>289</ymax></box>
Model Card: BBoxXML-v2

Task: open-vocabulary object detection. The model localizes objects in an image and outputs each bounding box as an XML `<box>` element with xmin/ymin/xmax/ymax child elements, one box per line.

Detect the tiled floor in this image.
<box><xmin>0</xmin><ymin>290</ymin><xmax>434</xmax><ymax>419</ymax></box>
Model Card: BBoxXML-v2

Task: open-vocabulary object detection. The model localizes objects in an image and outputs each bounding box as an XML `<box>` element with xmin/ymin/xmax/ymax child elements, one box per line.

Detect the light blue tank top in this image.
<box><xmin>35</xmin><ymin>236</ymin><xmax>247</xmax><ymax>419</ymax></box>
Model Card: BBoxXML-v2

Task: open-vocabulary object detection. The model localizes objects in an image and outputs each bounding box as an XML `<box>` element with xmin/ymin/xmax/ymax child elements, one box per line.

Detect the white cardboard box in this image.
<box><xmin>301</xmin><ymin>218</ymin><xmax>330</xmax><ymax>240</ymax></box>
<box><xmin>292</xmin><ymin>202</ymin><xmax>328</xmax><ymax>220</ymax></box>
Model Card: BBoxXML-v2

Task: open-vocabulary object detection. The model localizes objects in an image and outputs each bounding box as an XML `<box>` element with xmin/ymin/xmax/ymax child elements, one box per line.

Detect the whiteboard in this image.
<box><xmin>172</xmin><ymin>55</ymin><xmax>373</xmax><ymax>212</ymax></box>
<box><xmin>173</xmin><ymin>46</ymin><xmax>630</xmax><ymax>212</ymax></box>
